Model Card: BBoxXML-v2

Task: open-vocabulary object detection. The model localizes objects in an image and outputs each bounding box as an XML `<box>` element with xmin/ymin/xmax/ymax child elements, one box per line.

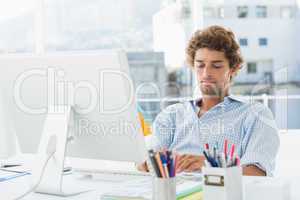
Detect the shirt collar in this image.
<box><xmin>225</xmin><ymin>95</ymin><xmax>247</xmax><ymax>103</ymax></box>
<box><xmin>192</xmin><ymin>95</ymin><xmax>244</xmax><ymax>111</ymax></box>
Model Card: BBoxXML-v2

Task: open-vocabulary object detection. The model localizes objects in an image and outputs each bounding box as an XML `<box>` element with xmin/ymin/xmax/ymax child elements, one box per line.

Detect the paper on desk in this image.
<box><xmin>102</xmin><ymin>177</ymin><xmax>152</xmax><ymax>199</ymax></box>
<box><xmin>0</xmin><ymin>170</ymin><xmax>17</xmax><ymax>177</ymax></box>
<box><xmin>0</xmin><ymin>170</ymin><xmax>29</xmax><ymax>182</ymax></box>
<box><xmin>101</xmin><ymin>177</ymin><xmax>202</xmax><ymax>200</ymax></box>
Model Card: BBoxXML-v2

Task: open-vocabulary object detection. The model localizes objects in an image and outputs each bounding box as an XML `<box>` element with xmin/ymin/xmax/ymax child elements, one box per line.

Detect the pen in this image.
<box><xmin>148</xmin><ymin>150</ymin><xmax>162</xmax><ymax>177</ymax></box>
<box><xmin>213</xmin><ymin>146</ymin><xmax>217</xmax><ymax>160</ymax></box>
<box><xmin>169</xmin><ymin>156</ymin><xmax>173</xmax><ymax>177</ymax></box>
<box><xmin>215</xmin><ymin>142</ymin><xmax>219</xmax><ymax>150</ymax></box>
<box><xmin>205</xmin><ymin>143</ymin><xmax>209</xmax><ymax>150</ymax></box>
<box><xmin>205</xmin><ymin>143</ymin><xmax>211</xmax><ymax>157</ymax></box>
<box><xmin>166</xmin><ymin>151</ymin><xmax>172</xmax><ymax>176</ymax></box>
<box><xmin>1</xmin><ymin>164</ymin><xmax>22</xmax><ymax>168</ymax></box>
<box><xmin>160</xmin><ymin>154</ymin><xmax>169</xmax><ymax>178</ymax></box>
<box><xmin>203</xmin><ymin>150</ymin><xmax>218</xmax><ymax>167</ymax></box>
<box><xmin>174</xmin><ymin>153</ymin><xmax>179</xmax><ymax>176</ymax></box>
<box><xmin>203</xmin><ymin>150</ymin><xmax>211</xmax><ymax>165</ymax></box>
<box><xmin>235</xmin><ymin>156</ymin><xmax>240</xmax><ymax>166</ymax></box>
<box><xmin>155</xmin><ymin>152</ymin><xmax>166</xmax><ymax>178</ymax></box>
<box><xmin>168</xmin><ymin>151</ymin><xmax>175</xmax><ymax>177</ymax></box>
<box><xmin>224</xmin><ymin>139</ymin><xmax>228</xmax><ymax>162</ymax></box>
<box><xmin>217</xmin><ymin>154</ymin><xmax>223</xmax><ymax>168</ymax></box>
<box><xmin>211</xmin><ymin>157</ymin><xmax>219</xmax><ymax>167</ymax></box>
<box><xmin>230</xmin><ymin>144</ymin><xmax>235</xmax><ymax>162</ymax></box>
<box><xmin>63</xmin><ymin>167</ymin><xmax>72</xmax><ymax>173</ymax></box>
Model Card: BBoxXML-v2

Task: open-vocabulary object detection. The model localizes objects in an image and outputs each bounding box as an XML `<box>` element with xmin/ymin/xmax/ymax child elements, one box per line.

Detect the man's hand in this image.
<box><xmin>137</xmin><ymin>154</ymin><xmax>207</xmax><ymax>174</ymax></box>
<box><xmin>176</xmin><ymin>154</ymin><xmax>205</xmax><ymax>173</ymax></box>
<box><xmin>137</xmin><ymin>161</ymin><xmax>149</xmax><ymax>172</ymax></box>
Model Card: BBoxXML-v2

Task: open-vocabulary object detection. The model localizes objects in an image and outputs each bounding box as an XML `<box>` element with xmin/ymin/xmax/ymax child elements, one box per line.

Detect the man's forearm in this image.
<box><xmin>242</xmin><ymin>165</ymin><xmax>266</xmax><ymax>176</ymax></box>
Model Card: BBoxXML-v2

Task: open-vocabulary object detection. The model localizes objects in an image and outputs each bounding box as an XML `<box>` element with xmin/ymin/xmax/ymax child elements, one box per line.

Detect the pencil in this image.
<box><xmin>155</xmin><ymin>152</ymin><xmax>166</xmax><ymax>178</ymax></box>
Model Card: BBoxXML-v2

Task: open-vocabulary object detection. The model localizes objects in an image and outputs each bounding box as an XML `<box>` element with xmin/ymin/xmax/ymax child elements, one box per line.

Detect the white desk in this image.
<box><xmin>2</xmin><ymin>174</ymin><xmax>300</xmax><ymax>200</ymax></box>
<box><xmin>0</xmin><ymin>172</ymin><xmax>143</xmax><ymax>200</ymax></box>
<box><xmin>1</xmin><ymin>154</ymin><xmax>300</xmax><ymax>200</ymax></box>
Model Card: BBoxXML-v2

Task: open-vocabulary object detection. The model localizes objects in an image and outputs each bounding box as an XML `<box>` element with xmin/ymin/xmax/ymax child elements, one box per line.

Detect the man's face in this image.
<box><xmin>194</xmin><ymin>48</ymin><xmax>236</xmax><ymax>97</ymax></box>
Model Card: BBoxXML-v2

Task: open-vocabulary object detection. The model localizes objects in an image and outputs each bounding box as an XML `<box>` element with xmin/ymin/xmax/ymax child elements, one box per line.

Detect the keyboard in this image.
<box><xmin>73</xmin><ymin>169</ymin><xmax>152</xmax><ymax>181</ymax></box>
<box><xmin>73</xmin><ymin>168</ymin><xmax>202</xmax><ymax>182</ymax></box>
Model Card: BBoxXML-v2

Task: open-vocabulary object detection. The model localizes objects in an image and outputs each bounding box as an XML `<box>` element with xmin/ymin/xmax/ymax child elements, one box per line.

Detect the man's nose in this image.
<box><xmin>202</xmin><ymin>66</ymin><xmax>213</xmax><ymax>77</ymax></box>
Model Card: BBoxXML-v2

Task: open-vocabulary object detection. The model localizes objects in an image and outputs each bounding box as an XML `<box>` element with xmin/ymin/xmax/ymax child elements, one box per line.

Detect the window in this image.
<box><xmin>259</xmin><ymin>38</ymin><xmax>268</xmax><ymax>46</ymax></box>
<box><xmin>281</xmin><ymin>7</ymin><xmax>294</xmax><ymax>19</ymax></box>
<box><xmin>237</xmin><ymin>6</ymin><xmax>248</xmax><ymax>18</ymax></box>
<box><xmin>181</xmin><ymin>0</ymin><xmax>191</xmax><ymax>19</ymax></box>
<box><xmin>218</xmin><ymin>7</ymin><xmax>224</xmax><ymax>18</ymax></box>
<box><xmin>203</xmin><ymin>7</ymin><xmax>215</xmax><ymax>18</ymax></box>
<box><xmin>239</xmin><ymin>38</ymin><xmax>248</xmax><ymax>46</ymax></box>
<box><xmin>256</xmin><ymin>6</ymin><xmax>267</xmax><ymax>18</ymax></box>
<box><xmin>247</xmin><ymin>62</ymin><xmax>257</xmax><ymax>74</ymax></box>
<box><xmin>45</xmin><ymin>0</ymin><xmax>158</xmax><ymax>51</ymax></box>
<box><xmin>0</xmin><ymin>0</ymin><xmax>35</xmax><ymax>54</ymax></box>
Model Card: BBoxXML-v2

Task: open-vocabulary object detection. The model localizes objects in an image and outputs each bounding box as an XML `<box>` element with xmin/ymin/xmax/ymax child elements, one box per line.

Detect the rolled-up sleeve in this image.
<box><xmin>240</xmin><ymin>104</ymin><xmax>280</xmax><ymax>176</ymax></box>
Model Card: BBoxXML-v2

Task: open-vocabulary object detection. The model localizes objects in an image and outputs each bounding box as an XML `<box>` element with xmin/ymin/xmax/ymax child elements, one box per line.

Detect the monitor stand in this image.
<box><xmin>32</xmin><ymin>105</ymin><xmax>90</xmax><ymax>196</ymax></box>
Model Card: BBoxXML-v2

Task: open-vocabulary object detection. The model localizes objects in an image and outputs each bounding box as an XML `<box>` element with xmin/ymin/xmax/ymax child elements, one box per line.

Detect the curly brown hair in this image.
<box><xmin>186</xmin><ymin>25</ymin><xmax>243</xmax><ymax>69</ymax></box>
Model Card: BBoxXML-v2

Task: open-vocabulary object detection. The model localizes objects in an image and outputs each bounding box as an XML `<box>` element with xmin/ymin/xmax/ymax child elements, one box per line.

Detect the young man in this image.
<box><xmin>140</xmin><ymin>25</ymin><xmax>279</xmax><ymax>176</ymax></box>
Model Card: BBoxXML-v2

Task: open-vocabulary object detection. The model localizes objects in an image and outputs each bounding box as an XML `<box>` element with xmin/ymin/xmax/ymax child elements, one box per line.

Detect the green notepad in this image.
<box><xmin>176</xmin><ymin>183</ymin><xmax>202</xmax><ymax>199</ymax></box>
<box><xmin>178</xmin><ymin>191</ymin><xmax>203</xmax><ymax>200</ymax></box>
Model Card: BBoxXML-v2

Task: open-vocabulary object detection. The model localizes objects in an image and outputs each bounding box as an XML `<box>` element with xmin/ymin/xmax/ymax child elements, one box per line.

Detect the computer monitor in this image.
<box><xmin>0</xmin><ymin>50</ymin><xmax>149</xmax><ymax>196</ymax></box>
<box><xmin>0</xmin><ymin>50</ymin><xmax>147</xmax><ymax>164</ymax></box>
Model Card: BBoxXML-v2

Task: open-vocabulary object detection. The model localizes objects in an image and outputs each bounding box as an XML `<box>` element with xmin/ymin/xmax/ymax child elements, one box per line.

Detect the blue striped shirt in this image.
<box><xmin>150</xmin><ymin>96</ymin><xmax>280</xmax><ymax>176</ymax></box>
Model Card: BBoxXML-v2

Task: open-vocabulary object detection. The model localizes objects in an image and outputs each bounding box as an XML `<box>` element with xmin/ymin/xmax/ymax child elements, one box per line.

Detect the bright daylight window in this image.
<box><xmin>0</xmin><ymin>0</ymin><xmax>35</xmax><ymax>53</ymax></box>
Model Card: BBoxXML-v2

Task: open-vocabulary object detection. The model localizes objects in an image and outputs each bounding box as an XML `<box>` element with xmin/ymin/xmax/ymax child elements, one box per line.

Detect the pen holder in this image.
<box><xmin>152</xmin><ymin>177</ymin><xmax>176</xmax><ymax>200</ymax></box>
<box><xmin>203</xmin><ymin>166</ymin><xmax>243</xmax><ymax>200</ymax></box>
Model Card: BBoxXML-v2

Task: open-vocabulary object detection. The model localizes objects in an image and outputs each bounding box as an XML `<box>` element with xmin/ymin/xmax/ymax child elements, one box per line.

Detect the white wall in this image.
<box><xmin>276</xmin><ymin>130</ymin><xmax>300</xmax><ymax>177</ymax></box>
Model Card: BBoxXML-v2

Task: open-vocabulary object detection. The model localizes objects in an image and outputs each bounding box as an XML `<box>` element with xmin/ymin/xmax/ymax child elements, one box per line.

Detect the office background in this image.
<box><xmin>0</xmin><ymin>0</ymin><xmax>299</xmax><ymax>177</ymax></box>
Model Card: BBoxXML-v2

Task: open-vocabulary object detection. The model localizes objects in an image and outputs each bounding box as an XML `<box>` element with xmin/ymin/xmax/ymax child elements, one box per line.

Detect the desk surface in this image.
<box><xmin>1</xmin><ymin>173</ymin><xmax>138</xmax><ymax>200</ymax></box>
<box><xmin>1</xmin><ymin>154</ymin><xmax>300</xmax><ymax>200</ymax></box>
<box><xmin>2</xmin><ymin>172</ymin><xmax>300</xmax><ymax>200</ymax></box>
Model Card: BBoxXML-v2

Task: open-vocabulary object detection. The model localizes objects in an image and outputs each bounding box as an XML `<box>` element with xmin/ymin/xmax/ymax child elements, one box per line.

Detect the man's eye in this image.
<box><xmin>197</xmin><ymin>63</ymin><xmax>205</xmax><ymax>68</ymax></box>
<box><xmin>213</xmin><ymin>64</ymin><xmax>223</xmax><ymax>68</ymax></box>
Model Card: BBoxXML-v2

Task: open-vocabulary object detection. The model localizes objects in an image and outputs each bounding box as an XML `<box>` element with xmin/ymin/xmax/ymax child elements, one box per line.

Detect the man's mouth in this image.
<box><xmin>201</xmin><ymin>80</ymin><xmax>216</xmax><ymax>84</ymax></box>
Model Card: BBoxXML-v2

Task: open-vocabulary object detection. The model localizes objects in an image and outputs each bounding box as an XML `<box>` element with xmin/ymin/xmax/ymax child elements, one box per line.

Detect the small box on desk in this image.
<box><xmin>202</xmin><ymin>166</ymin><xmax>243</xmax><ymax>200</ymax></box>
